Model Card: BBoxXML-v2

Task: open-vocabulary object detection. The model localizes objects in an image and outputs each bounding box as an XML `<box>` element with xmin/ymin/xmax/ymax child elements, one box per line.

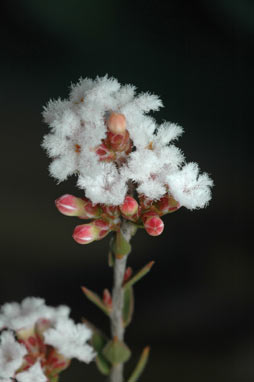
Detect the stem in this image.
<box><xmin>110</xmin><ymin>221</ymin><xmax>133</xmax><ymax>382</ymax></box>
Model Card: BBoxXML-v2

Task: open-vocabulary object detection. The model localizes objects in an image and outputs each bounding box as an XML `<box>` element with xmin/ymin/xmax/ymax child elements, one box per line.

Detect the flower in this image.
<box><xmin>43</xmin><ymin>318</ymin><xmax>95</xmax><ymax>363</ymax></box>
<box><xmin>42</xmin><ymin>75</ymin><xmax>213</xmax><ymax>209</ymax></box>
<box><xmin>42</xmin><ymin>76</ymin><xmax>213</xmax><ymax>241</ymax></box>
<box><xmin>0</xmin><ymin>298</ymin><xmax>95</xmax><ymax>381</ymax></box>
<box><xmin>0</xmin><ymin>331</ymin><xmax>27</xmax><ymax>379</ymax></box>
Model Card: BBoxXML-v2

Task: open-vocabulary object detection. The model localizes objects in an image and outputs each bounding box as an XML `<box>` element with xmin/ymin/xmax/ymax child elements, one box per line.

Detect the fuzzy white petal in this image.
<box><xmin>16</xmin><ymin>362</ymin><xmax>47</xmax><ymax>382</ymax></box>
<box><xmin>167</xmin><ymin>162</ymin><xmax>214</xmax><ymax>210</ymax></box>
<box><xmin>0</xmin><ymin>331</ymin><xmax>27</xmax><ymax>378</ymax></box>
<box><xmin>44</xmin><ymin>318</ymin><xmax>95</xmax><ymax>363</ymax></box>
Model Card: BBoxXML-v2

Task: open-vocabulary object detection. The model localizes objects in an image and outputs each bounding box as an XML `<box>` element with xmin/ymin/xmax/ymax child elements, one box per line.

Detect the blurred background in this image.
<box><xmin>0</xmin><ymin>0</ymin><xmax>253</xmax><ymax>380</ymax></box>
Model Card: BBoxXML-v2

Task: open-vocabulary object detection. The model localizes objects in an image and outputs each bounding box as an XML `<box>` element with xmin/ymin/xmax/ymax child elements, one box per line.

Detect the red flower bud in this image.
<box><xmin>93</xmin><ymin>218</ymin><xmax>111</xmax><ymax>239</ymax></box>
<box><xmin>142</xmin><ymin>211</ymin><xmax>164</xmax><ymax>236</ymax></box>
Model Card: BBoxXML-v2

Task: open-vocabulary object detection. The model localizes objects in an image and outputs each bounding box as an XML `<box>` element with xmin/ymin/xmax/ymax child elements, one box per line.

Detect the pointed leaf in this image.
<box><xmin>127</xmin><ymin>346</ymin><xmax>150</xmax><ymax>382</ymax></box>
<box><xmin>81</xmin><ymin>286</ymin><xmax>110</xmax><ymax>316</ymax></box>
<box><xmin>96</xmin><ymin>353</ymin><xmax>111</xmax><ymax>375</ymax></box>
<box><xmin>102</xmin><ymin>338</ymin><xmax>131</xmax><ymax>365</ymax></box>
<box><xmin>123</xmin><ymin>286</ymin><xmax>134</xmax><ymax>327</ymax></box>
<box><xmin>92</xmin><ymin>330</ymin><xmax>108</xmax><ymax>353</ymax></box>
<box><xmin>124</xmin><ymin>261</ymin><xmax>155</xmax><ymax>289</ymax></box>
<box><xmin>113</xmin><ymin>230</ymin><xmax>131</xmax><ymax>259</ymax></box>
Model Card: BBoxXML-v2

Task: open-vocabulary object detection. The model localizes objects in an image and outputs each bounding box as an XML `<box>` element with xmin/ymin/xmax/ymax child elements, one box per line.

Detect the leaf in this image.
<box><xmin>102</xmin><ymin>337</ymin><xmax>131</xmax><ymax>365</ymax></box>
<box><xmin>124</xmin><ymin>261</ymin><xmax>155</xmax><ymax>289</ymax></box>
<box><xmin>92</xmin><ymin>330</ymin><xmax>108</xmax><ymax>353</ymax></box>
<box><xmin>112</xmin><ymin>230</ymin><xmax>131</xmax><ymax>259</ymax></box>
<box><xmin>81</xmin><ymin>286</ymin><xmax>110</xmax><ymax>316</ymax></box>
<box><xmin>96</xmin><ymin>353</ymin><xmax>111</xmax><ymax>375</ymax></box>
<box><xmin>123</xmin><ymin>286</ymin><xmax>134</xmax><ymax>327</ymax></box>
<box><xmin>127</xmin><ymin>346</ymin><xmax>150</xmax><ymax>382</ymax></box>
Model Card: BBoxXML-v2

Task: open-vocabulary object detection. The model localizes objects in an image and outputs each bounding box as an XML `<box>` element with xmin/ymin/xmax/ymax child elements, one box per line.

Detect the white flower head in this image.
<box><xmin>16</xmin><ymin>361</ymin><xmax>47</xmax><ymax>382</ymax></box>
<box><xmin>44</xmin><ymin>318</ymin><xmax>96</xmax><ymax>363</ymax></box>
<box><xmin>0</xmin><ymin>297</ymin><xmax>70</xmax><ymax>331</ymax></box>
<box><xmin>0</xmin><ymin>331</ymin><xmax>27</xmax><ymax>379</ymax></box>
<box><xmin>42</xmin><ymin>75</ymin><xmax>213</xmax><ymax>208</ymax></box>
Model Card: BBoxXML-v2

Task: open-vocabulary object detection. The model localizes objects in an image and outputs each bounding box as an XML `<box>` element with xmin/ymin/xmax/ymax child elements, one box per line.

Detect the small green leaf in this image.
<box><xmin>113</xmin><ymin>230</ymin><xmax>131</xmax><ymax>259</ymax></box>
<box><xmin>92</xmin><ymin>330</ymin><xmax>108</xmax><ymax>353</ymax></box>
<box><xmin>102</xmin><ymin>338</ymin><xmax>131</xmax><ymax>365</ymax></box>
<box><xmin>123</xmin><ymin>286</ymin><xmax>134</xmax><ymax>327</ymax></box>
<box><xmin>124</xmin><ymin>261</ymin><xmax>155</xmax><ymax>289</ymax></box>
<box><xmin>81</xmin><ymin>286</ymin><xmax>110</xmax><ymax>316</ymax></box>
<box><xmin>96</xmin><ymin>353</ymin><xmax>111</xmax><ymax>375</ymax></box>
<box><xmin>127</xmin><ymin>346</ymin><xmax>150</xmax><ymax>382</ymax></box>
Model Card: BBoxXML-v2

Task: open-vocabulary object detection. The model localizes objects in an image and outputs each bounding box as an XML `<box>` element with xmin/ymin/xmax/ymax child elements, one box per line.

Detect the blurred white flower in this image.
<box><xmin>44</xmin><ymin>318</ymin><xmax>95</xmax><ymax>363</ymax></box>
<box><xmin>0</xmin><ymin>331</ymin><xmax>27</xmax><ymax>379</ymax></box>
<box><xmin>16</xmin><ymin>361</ymin><xmax>47</xmax><ymax>382</ymax></box>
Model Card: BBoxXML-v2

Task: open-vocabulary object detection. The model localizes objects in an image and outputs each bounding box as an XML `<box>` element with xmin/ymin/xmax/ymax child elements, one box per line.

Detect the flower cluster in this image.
<box><xmin>42</xmin><ymin>76</ymin><xmax>213</xmax><ymax>243</ymax></box>
<box><xmin>0</xmin><ymin>298</ymin><xmax>95</xmax><ymax>382</ymax></box>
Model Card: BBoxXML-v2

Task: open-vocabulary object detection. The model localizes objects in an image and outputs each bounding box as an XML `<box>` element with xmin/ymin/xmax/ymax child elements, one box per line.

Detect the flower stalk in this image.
<box><xmin>110</xmin><ymin>221</ymin><xmax>134</xmax><ymax>382</ymax></box>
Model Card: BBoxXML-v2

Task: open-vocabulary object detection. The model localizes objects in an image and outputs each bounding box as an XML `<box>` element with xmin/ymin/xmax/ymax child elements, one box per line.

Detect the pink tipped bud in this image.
<box><xmin>73</xmin><ymin>223</ymin><xmax>98</xmax><ymax>244</ymax></box>
<box><xmin>103</xmin><ymin>289</ymin><xmax>112</xmax><ymax>309</ymax></box>
<box><xmin>142</xmin><ymin>211</ymin><xmax>164</xmax><ymax>236</ymax></box>
<box><xmin>93</xmin><ymin>218</ymin><xmax>111</xmax><ymax>239</ymax></box>
<box><xmin>107</xmin><ymin>112</ymin><xmax>126</xmax><ymax>134</ymax></box>
<box><xmin>55</xmin><ymin>194</ymin><xmax>86</xmax><ymax>217</ymax></box>
<box><xmin>124</xmin><ymin>267</ymin><xmax>133</xmax><ymax>282</ymax></box>
<box><xmin>120</xmin><ymin>196</ymin><xmax>139</xmax><ymax>216</ymax></box>
<box><xmin>156</xmin><ymin>194</ymin><xmax>180</xmax><ymax>215</ymax></box>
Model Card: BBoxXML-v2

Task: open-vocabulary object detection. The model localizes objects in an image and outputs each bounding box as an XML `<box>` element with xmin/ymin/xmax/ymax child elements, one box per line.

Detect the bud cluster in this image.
<box><xmin>55</xmin><ymin>191</ymin><xmax>180</xmax><ymax>244</ymax></box>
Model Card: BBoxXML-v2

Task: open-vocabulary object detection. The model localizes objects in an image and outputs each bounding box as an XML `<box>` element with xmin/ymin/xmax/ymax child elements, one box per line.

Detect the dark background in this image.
<box><xmin>0</xmin><ymin>0</ymin><xmax>253</xmax><ymax>381</ymax></box>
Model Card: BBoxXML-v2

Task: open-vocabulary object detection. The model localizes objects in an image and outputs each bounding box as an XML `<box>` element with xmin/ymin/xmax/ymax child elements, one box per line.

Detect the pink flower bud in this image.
<box><xmin>93</xmin><ymin>218</ymin><xmax>111</xmax><ymax>239</ymax></box>
<box><xmin>156</xmin><ymin>194</ymin><xmax>180</xmax><ymax>215</ymax></box>
<box><xmin>55</xmin><ymin>194</ymin><xmax>85</xmax><ymax>217</ymax></box>
<box><xmin>120</xmin><ymin>196</ymin><xmax>139</xmax><ymax>216</ymax></box>
<box><xmin>107</xmin><ymin>112</ymin><xmax>126</xmax><ymax>134</ymax></box>
<box><xmin>72</xmin><ymin>223</ymin><xmax>98</xmax><ymax>244</ymax></box>
<box><xmin>142</xmin><ymin>211</ymin><xmax>164</xmax><ymax>236</ymax></box>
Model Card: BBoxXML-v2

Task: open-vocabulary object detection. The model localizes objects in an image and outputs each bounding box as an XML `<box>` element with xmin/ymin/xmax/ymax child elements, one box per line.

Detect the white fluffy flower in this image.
<box><xmin>166</xmin><ymin>162</ymin><xmax>214</xmax><ymax>210</ymax></box>
<box><xmin>0</xmin><ymin>331</ymin><xmax>27</xmax><ymax>379</ymax></box>
<box><xmin>0</xmin><ymin>297</ymin><xmax>70</xmax><ymax>331</ymax></box>
<box><xmin>16</xmin><ymin>361</ymin><xmax>47</xmax><ymax>382</ymax></box>
<box><xmin>44</xmin><ymin>318</ymin><xmax>95</xmax><ymax>363</ymax></box>
<box><xmin>42</xmin><ymin>75</ymin><xmax>213</xmax><ymax>208</ymax></box>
